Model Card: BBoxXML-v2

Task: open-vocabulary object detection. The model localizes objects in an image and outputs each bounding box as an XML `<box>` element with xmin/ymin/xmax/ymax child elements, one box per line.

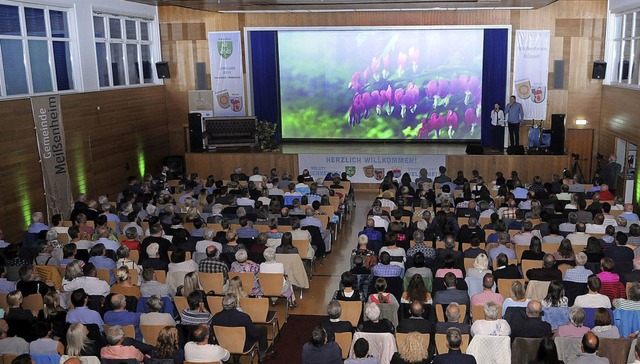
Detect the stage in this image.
<box><xmin>185</xmin><ymin>142</ymin><xmax>571</xmax><ymax>190</ymax></box>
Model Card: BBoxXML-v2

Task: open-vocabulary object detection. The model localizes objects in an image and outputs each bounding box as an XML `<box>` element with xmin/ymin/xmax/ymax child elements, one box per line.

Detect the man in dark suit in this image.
<box><xmin>435</xmin><ymin>236</ymin><xmax>463</xmax><ymax>270</ymax></box>
<box><xmin>431</xmin><ymin>327</ymin><xmax>477</xmax><ymax>364</ymax></box>
<box><xmin>435</xmin><ymin>302</ymin><xmax>470</xmax><ymax>334</ymax></box>
<box><xmin>457</xmin><ymin>216</ymin><xmax>485</xmax><ymax>244</ymax></box>
<box><xmin>492</xmin><ymin>253</ymin><xmax>522</xmax><ymax>282</ymax></box>
<box><xmin>319</xmin><ymin>300</ymin><xmax>354</xmax><ymax>342</ymax></box>
<box><xmin>508</xmin><ymin>300</ymin><xmax>552</xmax><ymax>339</ymax></box>
<box><xmin>211</xmin><ymin>293</ymin><xmax>271</xmax><ymax>360</ymax></box>
<box><xmin>526</xmin><ymin>254</ymin><xmax>562</xmax><ymax>281</ymax></box>
<box><xmin>622</xmin><ymin>257</ymin><xmax>640</xmax><ymax>284</ymax></box>
<box><xmin>397</xmin><ymin>301</ymin><xmax>435</xmax><ymax>335</ymax></box>
<box><xmin>434</xmin><ymin>273</ymin><xmax>470</xmax><ymax>308</ymax></box>
<box><xmin>606</xmin><ymin>232</ymin><xmax>634</xmax><ymax>275</ymax></box>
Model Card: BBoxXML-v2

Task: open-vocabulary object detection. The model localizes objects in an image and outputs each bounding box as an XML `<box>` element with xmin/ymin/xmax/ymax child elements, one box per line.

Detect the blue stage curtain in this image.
<box><xmin>481</xmin><ymin>29</ymin><xmax>508</xmax><ymax>148</ymax></box>
<box><xmin>250</xmin><ymin>31</ymin><xmax>281</xmax><ymax>142</ymax></box>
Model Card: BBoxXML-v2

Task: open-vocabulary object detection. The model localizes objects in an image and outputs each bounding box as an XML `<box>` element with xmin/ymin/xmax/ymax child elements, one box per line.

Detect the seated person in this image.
<box><xmin>431</xmin><ymin>327</ymin><xmax>476</xmax><ymax>364</ymax></box>
<box><xmin>29</xmin><ymin>321</ymin><xmax>63</xmax><ymax>355</ymax></box>
<box><xmin>574</xmin><ymin>275</ymin><xmax>612</xmax><ymax>308</ymax></box>
<box><xmin>433</xmin><ymin>273</ymin><xmax>469</xmax><ymax>308</ymax></box>
<box><xmin>435</xmin><ymin>254</ymin><xmax>463</xmax><ymax>279</ymax></box>
<box><xmin>140</xmin><ymin>268</ymin><xmax>171</xmax><ymax>298</ymax></box>
<box><xmin>508</xmin><ymin>300</ymin><xmax>552</xmax><ymax>339</ymax></box>
<box><xmin>564</xmin><ymin>252</ymin><xmax>593</xmax><ymax>284</ymax></box>
<box><xmin>371</xmin><ymin>252</ymin><xmax>404</xmax><ymax>278</ymax></box>
<box><xmin>180</xmin><ymin>291</ymin><xmax>213</xmax><ymax>326</ymax></box>
<box><xmin>301</xmin><ymin>326</ymin><xmax>342</xmax><ymax>364</ymax></box>
<box><xmin>555</xmin><ymin>306</ymin><xmax>589</xmax><ymax>338</ymax></box>
<box><xmin>397</xmin><ymin>300</ymin><xmax>435</xmax><ymax>335</ymax></box>
<box><xmin>541</xmin><ymin>280</ymin><xmax>568</xmax><ymax>307</ymax></box>
<box><xmin>613</xmin><ymin>281</ymin><xmax>640</xmax><ymax>310</ymax></box>
<box><xmin>346</xmin><ymin>338</ymin><xmax>381</xmax><ymax>364</ymax></box>
<box><xmin>520</xmin><ymin>236</ymin><xmax>545</xmax><ymax>261</ymax></box>
<box><xmin>391</xmin><ymin>331</ymin><xmax>432</xmax><ymax>364</ymax></box>
<box><xmin>462</xmin><ymin>237</ymin><xmax>487</xmax><ymax>259</ymax></box>
<box><xmin>358</xmin><ymin>302</ymin><xmax>395</xmax><ymax>334</ymax></box>
<box><xmin>401</xmin><ymin>274</ymin><xmax>432</xmax><ymax>304</ymax></box>
<box><xmin>526</xmin><ymin>254</ymin><xmax>562</xmax><ymax>281</ymax></box>
<box><xmin>368</xmin><ymin>277</ymin><xmax>399</xmax><ymax>305</ymax></box>
<box><xmin>492</xmin><ymin>253</ymin><xmax>521</xmax><ymax>281</ymax></box>
<box><xmin>100</xmin><ymin>325</ymin><xmax>144</xmax><ymax>362</ymax></box>
<box><xmin>592</xmin><ymin>308</ymin><xmax>620</xmax><ymax>338</ymax></box>
<box><xmin>320</xmin><ymin>300</ymin><xmax>354</xmax><ymax>342</ymax></box>
<box><xmin>435</xmin><ymin>302</ymin><xmax>470</xmax><ymax>335</ymax></box>
<box><xmin>4</xmin><ymin>290</ymin><xmax>34</xmax><ymax>321</ymax></box>
<box><xmin>465</xmin><ymin>253</ymin><xmax>491</xmax><ymax>278</ymax></box>
<box><xmin>140</xmin><ymin>295</ymin><xmax>176</xmax><ymax>326</ymax></box>
<box><xmin>184</xmin><ymin>324</ymin><xmax>230</xmax><ymax>363</ymax></box>
<box><xmin>470</xmin><ymin>301</ymin><xmax>510</xmax><ymax>337</ymax></box>
<box><xmin>333</xmin><ymin>271</ymin><xmax>361</xmax><ymax>302</ymax></box>
<box><xmin>103</xmin><ymin>294</ymin><xmax>142</xmax><ymax>341</ymax></box>
<box><xmin>501</xmin><ymin>280</ymin><xmax>529</xmax><ymax>317</ymax></box>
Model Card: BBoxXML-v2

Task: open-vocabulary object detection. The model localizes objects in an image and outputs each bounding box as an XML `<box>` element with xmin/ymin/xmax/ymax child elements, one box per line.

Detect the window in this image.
<box><xmin>93</xmin><ymin>12</ymin><xmax>154</xmax><ymax>88</ymax></box>
<box><xmin>0</xmin><ymin>3</ymin><xmax>74</xmax><ymax>96</ymax></box>
<box><xmin>611</xmin><ymin>9</ymin><xmax>640</xmax><ymax>86</ymax></box>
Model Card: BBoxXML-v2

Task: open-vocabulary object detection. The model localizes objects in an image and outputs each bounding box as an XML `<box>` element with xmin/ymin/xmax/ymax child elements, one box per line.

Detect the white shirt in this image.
<box><xmin>140</xmin><ymin>312</ymin><xmax>176</xmax><ymax>326</ymax></box>
<box><xmin>574</xmin><ymin>293</ymin><xmax>612</xmax><ymax>308</ymax></box>
<box><xmin>491</xmin><ymin>109</ymin><xmax>505</xmax><ymax>126</ymax></box>
<box><xmin>168</xmin><ymin>260</ymin><xmax>199</xmax><ymax>273</ymax></box>
<box><xmin>62</xmin><ymin>276</ymin><xmax>110</xmax><ymax>296</ymax></box>
<box><xmin>74</xmin><ymin>239</ymin><xmax>93</xmax><ymax>250</ymax></box>
<box><xmin>195</xmin><ymin>240</ymin><xmax>223</xmax><ymax>254</ymax></box>
<box><xmin>470</xmin><ymin>319</ymin><xmax>511</xmax><ymax>337</ymax></box>
<box><xmin>93</xmin><ymin>237</ymin><xmax>120</xmax><ymax>251</ymax></box>
<box><xmin>566</xmin><ymin>232</ymin><xmax>591</xmax><ymax>246</ymax></box>
<box><xmin>184</xmin><ymin>342</ymin><xmax>230</xmax><ymax>362</ymax></box>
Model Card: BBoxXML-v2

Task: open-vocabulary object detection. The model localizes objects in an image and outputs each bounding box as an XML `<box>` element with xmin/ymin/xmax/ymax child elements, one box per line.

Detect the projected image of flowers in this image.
<box><xmin>279</xmin><ymin>29</ymin><xmax>484</xmax><ymax>140</ymax></box>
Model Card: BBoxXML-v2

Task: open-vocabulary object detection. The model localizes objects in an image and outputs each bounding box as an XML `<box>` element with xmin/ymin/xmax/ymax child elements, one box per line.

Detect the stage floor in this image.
<box><xmin>281</xmin><ymin>142</ymin><xmax>478</xmax><ymax>155</ymax></box>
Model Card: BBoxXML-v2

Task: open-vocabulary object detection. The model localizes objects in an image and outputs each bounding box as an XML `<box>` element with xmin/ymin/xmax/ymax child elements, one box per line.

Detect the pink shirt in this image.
<box><xmin>597</xmin><ymin>271</ymin><xmax>620</xmax><ymax>283</ymax></box>
<box><xmin>435</xmin><ymin>268</ymin><xmax>463</xmax><ymax>278</ymax></box>
<box><xmin>470</xmin><ymin>290</ymin><xmax>505</xmax><ymax>306</ymax></box>
<box><xmin>100</xmin><ymin>345</ymin><xmax>144</xmax><ymax>362</ymax></box>
<box><xmin>555</xmin><ymin>324</ymin><xmax>590</xmax><ymax>338</ymax></box>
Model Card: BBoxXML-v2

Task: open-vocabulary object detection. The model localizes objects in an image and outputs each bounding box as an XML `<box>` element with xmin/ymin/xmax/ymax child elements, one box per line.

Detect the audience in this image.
<box><xmin>301</xmin><ymin>326</ymin><xmax>342</xmax><ymax>364</ymax></box>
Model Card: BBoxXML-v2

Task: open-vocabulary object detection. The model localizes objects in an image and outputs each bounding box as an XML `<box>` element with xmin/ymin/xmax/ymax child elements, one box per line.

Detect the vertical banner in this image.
<box><xmin>31</xmin><ymin>95</ymin><xmax>74</xmax><ymax>221</ymax></box>
<box><xmin>208</xmin><ymin>31</ymin><xmax>246</xmax><ymax>117</ymax></box>
<box><xmin>513</xmin><ymin>30</ymin><xmax>550</xmax><ymax>120</ymax></box>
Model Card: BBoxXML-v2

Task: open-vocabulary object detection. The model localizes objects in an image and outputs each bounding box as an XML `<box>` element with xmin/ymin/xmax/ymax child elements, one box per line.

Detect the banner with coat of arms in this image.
<box><xmin>208</xmin><ymin>31</ymin><xmax>246</xmax><ymax>117</ymax></box>
<box><xmin>513</xmin><ymin>30</ymin><xmax>550</xmax><ymax>120</ymax></box>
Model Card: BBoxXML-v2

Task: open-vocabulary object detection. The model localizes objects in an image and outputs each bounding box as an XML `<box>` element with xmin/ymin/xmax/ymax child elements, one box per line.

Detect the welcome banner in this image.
<box><xmin>298</xmin><ymin>153</ymin><xmax>446</xmax><ymax>183</ymax></box>
<box><xmin>208</xmin><ymin>31</ymin><xmax>246</xmax><ymax>117</ymax></box>
<box><xmin>31</xmin><ymin>95</ymin><xmax>74</xmax><ymax>220</ymax></box>
<box><xmin>513</xmin><ymin>30</ymin><xmax>550</xmax><ymax>120</ymax></box>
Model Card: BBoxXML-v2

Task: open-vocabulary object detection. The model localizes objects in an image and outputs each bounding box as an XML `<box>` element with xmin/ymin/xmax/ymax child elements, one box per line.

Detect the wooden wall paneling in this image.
<box><xmin>565</xmin><ymin>129</ymin><xmax>594</xmax><ymax>181</ymax></box>
<box><xmin>446</xmin><ymin>155</ymin><xmax>571</xmax><ymax>185</ymax></box>
<box><xmin>185</xmin><ymin>153</ymin><xmax>298</xmax><ymax>180</ymax></box>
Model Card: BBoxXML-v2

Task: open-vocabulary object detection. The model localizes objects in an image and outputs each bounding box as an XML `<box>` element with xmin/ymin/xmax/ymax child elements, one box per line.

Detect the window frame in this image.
<box><xmin>609</xmin><ymin>8</ymin><xmax>640</xmax><ymax>88</ymax></box>
<box><xmin>0</xmin><ymin>1</ymin><xmax>77</xmax><ymax>98</ymax></box>
<box><xmin>92</xmin><ymin>11</ymin><xmax>156</xmax><ymax>89</ymax></box>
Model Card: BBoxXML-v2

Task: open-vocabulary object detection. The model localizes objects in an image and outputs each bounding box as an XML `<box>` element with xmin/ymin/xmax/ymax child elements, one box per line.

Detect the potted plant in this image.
<box><xmin>256</xmin><ymin>120</ymin><xmax>278</xmax><ymax>151</ymax></box>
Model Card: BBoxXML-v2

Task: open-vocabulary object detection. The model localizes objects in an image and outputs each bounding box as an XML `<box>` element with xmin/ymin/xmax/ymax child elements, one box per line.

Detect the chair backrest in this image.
<box><xmin>110</xmin><ymin>284</ymin><xmax>141</xmax><ymax>299</ymax></box>
<box><xmin>140</xmin><ymin>324</ymin><xmax>166</xmax><ymax>346</ymax></box>
<box><xmin>174</xmin><ymin>296</ymin><xmax>189</xmax><ymax>315</ymax></box>
<box><xmin>396</xmin><ymin>332</ymin><xmax>430</xmax><ymax>350</ymax></box>
<box><xmin>492</xmin><ymin>258</ymin><xmax>517</xmax><ymax>269</ymax></box>
<box><xmin>96</xmin><ymin>268</ymin><xmax>111</xmax><ymax>283</ymax></box>
<box><xmin>239</xmin><ymin>297</ymin><xmax>269</xmax><ymax>323</ymax></box>
<box><xmin>155</xmin><ymin>269</ymin><xmax>167</xmax><ymax>283</ymax></box>
<box><xmin>206</xmin><ymin>296</ymin><xmax>223</xmax><ymax>315</ymax></box>
<box><xmin>228</xmin><ymin>272</ymin><xmax>255</xmax><ymax>295</ymax></box>
<box><xmin>103</xmin><ymin>324</ymin><xmax>135</xmax><ymax>339</ymax></box>
<box><xmin>463</xmin><ymin>258</ymin><xmax>475</xmax><ymax>271</ymax></box>
<box><xmin>521</xmin><ymin>259</ymin><xmax>542</xmax><ymax>281</ymax></box>
<box><xmin>0</xmin><ymin>293</ymin><xmax>7</xmax><ymax>311</ymax></box>
<box><xmin>435</xmin><ymin>304</ymin><xmax>467</xmax><ymax>323</ymax></box>
<box><xmin>129</xmin><ymin>250</ymin><xmax>140</xmax><ymax>263</ymax></box>
<box><xmin>435</xmin><ymin>333</ymin><xmax>469</xmax><ymax>354</ymax></box>
<box><xmin>339</xmin><ymin>300</ymin><xmax>363</xmax><ymax>327</ymax></box>
<box><xmin>199</xmin><ymin>272</ymin><xmax>225</xmax><ymax>294</ymax></box>
<box><xmin>497</xmin><ymin>278</ymin><xmax>526</xmax><ymax>300</ymax></box>
<box><xmin>335</xmin><ymin>331</ymin><xmax>353</xmax><ymax>360</ymax></box>
<box><xmin>213</xmin><ymin>325</ymin><xmax>248</xmax><ymax>354</ymax></box>
<box><xmin>541</xmin><ymin>243</ymin><xmax>560</xmax><ymax>254</ymax></box>
<box><xmin>0</xmin><ymin>354</ymin><xmax>18</xmax><ymax>364</ymax></box>
<box><xmin>257</xmin><ymin>272</ymin><xmax>284</xmax><ymax>297</ymax></box>
<box><xmin>22</xmin><ymin>293</ymin><xmax>44</xmax><ymax>312</ymax></box>
<box><xmin>292</xmin><ymin>239</ymin><xmax>311</xmax><ymax>260</ymax></box>
<box><xmin>515</xmin><ymin>245</ymin><xmax>527</xmax><ymax>262</ymax></box>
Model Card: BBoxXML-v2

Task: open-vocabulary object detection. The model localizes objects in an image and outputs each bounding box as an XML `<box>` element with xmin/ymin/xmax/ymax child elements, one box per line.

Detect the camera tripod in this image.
<box><xmin>571</xmin><ymin>157</ymin><xmax>585</xmax><ymax>184</ymax></box>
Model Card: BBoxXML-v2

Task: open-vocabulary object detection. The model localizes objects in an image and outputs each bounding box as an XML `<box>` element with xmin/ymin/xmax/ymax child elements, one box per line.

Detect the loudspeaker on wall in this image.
<box><xmin>592</xmin><ymin>61</ymin><xmax>606</xmax><ymax>79</ymax></box>
<box><xmin>156</xmin><ymin>61</ymin><xmax>170</xmax><ymax>79</ymax></box>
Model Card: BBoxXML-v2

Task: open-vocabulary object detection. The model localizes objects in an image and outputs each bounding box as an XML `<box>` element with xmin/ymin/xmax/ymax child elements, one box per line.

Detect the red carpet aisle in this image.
<box><xmin>263</xmin><ymin>315</ymin><xmax>328</xmax><ymax>364</ymax></box>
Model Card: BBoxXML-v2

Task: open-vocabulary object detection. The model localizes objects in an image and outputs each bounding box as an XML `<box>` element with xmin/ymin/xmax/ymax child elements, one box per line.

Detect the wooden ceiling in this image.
<box><xmin>127</xmin><ymin>0</ymin><xmax>557</xmax><ymax>12</ymax></box>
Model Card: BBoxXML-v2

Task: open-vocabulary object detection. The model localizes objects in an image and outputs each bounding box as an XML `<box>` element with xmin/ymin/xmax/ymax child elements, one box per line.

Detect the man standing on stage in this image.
<box><xmin>504</xmin><ymin>95</ymin><xmax>524</xmax><ymax>146</ymax></box>
<box><xmin>601</xmin><ymin>154</ymin><xmax>622</xmax><ymax>194</ymax></box>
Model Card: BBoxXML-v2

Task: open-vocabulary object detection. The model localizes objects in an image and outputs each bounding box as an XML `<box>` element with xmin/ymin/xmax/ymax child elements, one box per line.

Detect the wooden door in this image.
<box><xmin>565</xmin><ymin>129</ymin><xmax>594</xmax><ymax>183</ymax></box>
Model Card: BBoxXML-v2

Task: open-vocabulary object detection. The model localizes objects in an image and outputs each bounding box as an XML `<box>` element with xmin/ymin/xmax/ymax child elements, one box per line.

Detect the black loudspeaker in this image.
<box><xmin>465</xmin><ymin>144</ymin><xmax>484</xmax><ymax>155</ymax></box>
<box><xmin>188</xmin><ymin>112</ymin><xmax>205</xmax><ymax>153</ymax></box>
<box><xmin>507</xmin><ymin>145</ymin><xmax>525</xmax><ymax>155</ymax></box>
<box><xmin>550</xmin><ymin>113</ymin><xmax>566</xmax><ymax>155</ymax></box>
<box><xmin>156</xmin><ymin>61</ymin><xmax>170</xmax><ymax>79</ymax></box>
<box><xmin>553</xmin><ymin>60</ymin><xmax>564</xmax><ymax>89</ymax></box>
<box><xmin>165</xmin><ymin>155</ymin><xmax>185</xmax><ymax>180</ymax></box>
<box><xmin>195</xmin><ymin>62</ymin><xmax>207</xmax><ymax>90</ymax></box>
<box><xmin>592</xmin><ymin>61</ymin><xmax>606</xmax><ymax>79</ymax></box>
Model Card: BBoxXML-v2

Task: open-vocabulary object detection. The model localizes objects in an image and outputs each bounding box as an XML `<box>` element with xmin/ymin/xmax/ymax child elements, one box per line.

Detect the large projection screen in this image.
<box><xmin>278</xmin><ymin>28</ymin><xmax>484</xmax><ymax>141</ymax></box>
